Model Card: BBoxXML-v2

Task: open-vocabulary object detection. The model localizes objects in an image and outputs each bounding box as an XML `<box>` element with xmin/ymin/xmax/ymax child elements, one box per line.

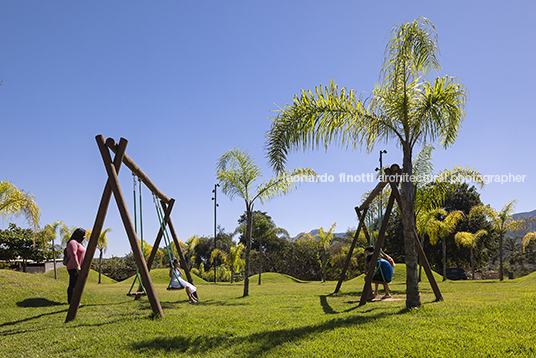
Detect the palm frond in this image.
<box><xmin>455</xmin><ymin>230</ymin><xmax>486</xmax><ymax>249</ymax></box>
<box><xmin>0</xmin><ymin>180</ymin><xmax>40</xmax><ymax>230</ymax></box>
<box><xmin>254</xmin><ymin>167</ymin><xmax>317</xmax><ymax>204</ymax></box>
<box><xmin>381</xmin><ymin>17</ymin><xmax>440</xmax><ymax>91</ymax></box>
<box><xmin>413</xmin><ymin>143</ymin><xmax>435</xmax><ymax>179</ymax></box>
<box><xmin>265</xmin><ymin>80</ymin><xmax>383</xmax><ymax>173</ymax></box>
<box><xmin>216</xmin><ymin>148</ymin><xmax>261</xmax><ymax>202</ymax></box>
<box><xmin>416</xmin><ymin>76</ymin><xmax>468</xmax><ymax>148</ymax></box>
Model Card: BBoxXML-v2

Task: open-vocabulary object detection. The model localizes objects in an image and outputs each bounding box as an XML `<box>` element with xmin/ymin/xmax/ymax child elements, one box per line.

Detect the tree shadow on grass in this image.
<box><xmin>131</xmin><ymin>310</ymin><xmax>394</xmax><ymax>357</ymax></box>
<box><xmin>16</xmin><ymin>297</ymin><xmax>64</xmax><ymax>307</ymax></box>
<box><xmin>319</xmin><ymin>295</ymin><xmax>336</xmax><ymax>314</ymax></box>
<box><xmin>0</xmin><ymin>308</ymin><xmax>68</xmax><ymax>330</ymax></box>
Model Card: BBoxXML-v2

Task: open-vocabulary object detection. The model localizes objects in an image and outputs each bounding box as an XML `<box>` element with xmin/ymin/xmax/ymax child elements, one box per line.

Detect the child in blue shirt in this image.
<box><xmin>365</xmin><ymin>246</ymin><xmax>395</xmax><ymax>300</ymax></box>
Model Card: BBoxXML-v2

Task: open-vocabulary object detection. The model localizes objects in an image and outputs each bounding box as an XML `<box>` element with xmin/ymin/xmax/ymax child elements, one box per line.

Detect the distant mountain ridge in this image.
<box><xmin>293</xmin><ymin>209</ymin><xmax>536</xmax><ymax>241</ymax></box>
<box><xmin>291</xmin><ymin>229</ymin><xmax>347</xmax><ymax>241</ymax></box>
<box><xmin>513</xmin><ymin>209</ymin><xmax>536</xmax><ymax>221</ymax></box>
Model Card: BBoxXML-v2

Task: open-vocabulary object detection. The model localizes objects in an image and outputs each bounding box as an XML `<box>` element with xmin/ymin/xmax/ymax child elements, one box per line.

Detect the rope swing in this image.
<box><xmin>152</xmin><ymin>193</ymin><xmax>184</xmax><ymax>290</ymax></box>
<box><xmin>127</xmin><ymin>174</ymin><xmax>147</xmax><ymax>297</ymax></box>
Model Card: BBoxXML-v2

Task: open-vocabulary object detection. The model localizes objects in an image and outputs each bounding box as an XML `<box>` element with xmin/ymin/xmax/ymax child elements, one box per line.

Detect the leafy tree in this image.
<box><xmin>216</xmin><ymin>148</ymin><xmax>315</xmax><ymax>297</ymax></box>
<box><xmin>235</xmin><ymin>211</ymin><xmax>289</xmax><ymax>284</ymax></box>
<box><xmin>0</xmin><ymin>224</ymin><xmax>37</xmax><ymax>271</ymax></box>
<box><xmin>0</xmin><ymin>180</ymin><xmax>40</xmax><ymax>231</ymax></box>
<box><xmin>265</xmin><ymin>18</ymin><xmax>468</xmax><ymax>308</ymax></box>
<box><xmin>523</xmin><ymin>232</ymin><xmax>536</xmax><ymax>253</ymax></box>
<box><xmin>193</xmin><ymin>236</ymin><xmax>216</xmax><ymax>268</ymax></box>
<box><xmin>93</xmin><ymin>255</ymin><xmax>134</xmax><ymax>281</ymax></box>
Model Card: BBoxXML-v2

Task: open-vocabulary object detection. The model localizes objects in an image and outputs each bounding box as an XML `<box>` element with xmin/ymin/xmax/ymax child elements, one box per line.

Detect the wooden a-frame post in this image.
<box><xmin>66</xmin><ymin>135</ymin><xmax>166</xmax><ymax>322</ymax></box>
<box><xmin>334</xmin><ymin>164</ymin><xmax>442</xmax><ymax>306</ymax></box>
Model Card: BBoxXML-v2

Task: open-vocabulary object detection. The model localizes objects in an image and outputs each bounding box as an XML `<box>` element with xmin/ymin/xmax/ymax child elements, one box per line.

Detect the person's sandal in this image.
<box><xmin>381</xmin><ymin>294</ymin><xmax>392</xmax><ymax>299</ymax></box>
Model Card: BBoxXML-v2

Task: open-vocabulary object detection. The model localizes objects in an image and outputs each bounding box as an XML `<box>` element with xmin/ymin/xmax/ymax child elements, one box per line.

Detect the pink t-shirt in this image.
<box><xmin>66</xmin><ymin>240</ymin><xmax>86</xmax><ymax>270</ymax></box>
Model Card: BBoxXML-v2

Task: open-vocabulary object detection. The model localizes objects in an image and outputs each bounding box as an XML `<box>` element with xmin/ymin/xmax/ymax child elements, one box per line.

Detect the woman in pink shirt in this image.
<box><xmin>66</xmin><ymin>228</ymin><xmax>86</xmax><ymax>304</ymax></box>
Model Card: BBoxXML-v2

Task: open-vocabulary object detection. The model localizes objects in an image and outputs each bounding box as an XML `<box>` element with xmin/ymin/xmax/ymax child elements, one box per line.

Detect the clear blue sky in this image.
<box><xmin>2</xmin><ymin>1</ymin><xmax>535</xmax><ymax>257</ymax></box>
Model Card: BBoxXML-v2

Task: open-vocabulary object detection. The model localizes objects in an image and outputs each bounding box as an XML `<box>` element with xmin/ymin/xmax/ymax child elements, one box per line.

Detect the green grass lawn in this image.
<box><xmin>1</xmin><ymin>266</ymin><xmax>535</xmax><ymax>357</ymax></box>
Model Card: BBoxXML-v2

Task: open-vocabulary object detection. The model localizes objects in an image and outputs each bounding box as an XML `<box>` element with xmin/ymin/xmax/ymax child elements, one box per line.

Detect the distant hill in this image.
<box><xmin>506</xmin><ymin>209</ymin><xmax>536</xmax><ymax>238</ymax></box>
<box><xmin>513</xmin><ymin>209</ymin><xmax>536</xmax><ymax>221</ymax></box>
<box><xmin>291</xmin><ymin>229</ymin><xmax>347</xmax><ymax>241</ymax></box>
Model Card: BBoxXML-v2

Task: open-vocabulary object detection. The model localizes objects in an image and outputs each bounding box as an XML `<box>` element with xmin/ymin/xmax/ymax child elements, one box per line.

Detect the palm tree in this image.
<box><xmin>417</xmin><ymin>208</ymin><xmax>464</xmax><ymax>281</ymax></box>
<box><xmin>49</xmin><ymin>221</ymin><xmax>69</xmax><ymax>279</ymax></box>
<box><xmin>265</xmin><ymin>18</ymin><xmax>467</xmax><ymax>308</ymax></box>
<box><xmin>0</xmin><ymin>180</ymin><xmax>40</xmax><ymax>231</ymax></box>
<box><xmin>227</xmin><ymin>243</ymin><xmax>245</xmax><ymax>283</ymax></box>
<box><xmin>97</xmin><ymin>228</ymin><xmax>111</xmax><ymax>284</ymax></box>
<box><xmin>85</xmin><ymin>228</ymin><xmax>111</xmax><ymax>283</ymax></box>
<box><xmin>216</xmin><ymin>148</ymin><xmax>315</xmax><ymax>297</ymax></box>
<box><xmin>469</xmin><ymin>201</ymin><xmax>525</xmax><ymax>280</ymax></box>
<box><xmin>454</xmin><ymin>230</ymin><xmax>487</xmax><ymax>279</ymax></box>
<box><xmin>211</xmin><ymin>244</ymin><xmax>246</xmax><ymax>283</ymax></box>
<box><xmin>314</xmin><ymin>222</ymin><xmax>336</xmax><ymax>282</ymax></box>
<box><xmin>185</xmin><ymin>235</ymin><xmax>199</xmax><ymax>268</ymax></box>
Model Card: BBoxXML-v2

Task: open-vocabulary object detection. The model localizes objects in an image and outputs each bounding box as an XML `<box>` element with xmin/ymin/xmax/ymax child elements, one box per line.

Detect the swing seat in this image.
<box><xmin>127</xmin><ymin>292</ymin><xmax>147</xmax><ymax>297</ymax></box>
<box><xmin>167</xmin><ymin>285</ymin><xmax>184</xmax><ymax>290</ymax></box>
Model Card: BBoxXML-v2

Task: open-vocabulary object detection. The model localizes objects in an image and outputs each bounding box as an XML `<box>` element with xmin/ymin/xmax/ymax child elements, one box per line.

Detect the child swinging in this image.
<box><xmin>169</xmin><ymin>257</ymin><xmax>198</xmax><ymax>304</ymax></box>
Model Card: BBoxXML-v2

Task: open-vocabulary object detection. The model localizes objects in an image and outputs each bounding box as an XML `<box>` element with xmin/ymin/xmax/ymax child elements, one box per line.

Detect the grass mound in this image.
<box><xmin>0</xmin><ymin>269</ymin><xmax>68</xmax><ymax>307</ymax></box>
<box><xmin>42</xmin><ymin>266</ymin><xmax>117</xmax><ymax>284</ymax></box>
<box><xmin>249</xmin><ymin>272</ymin><xmax>309</xmax><ymax>284</ymax></box>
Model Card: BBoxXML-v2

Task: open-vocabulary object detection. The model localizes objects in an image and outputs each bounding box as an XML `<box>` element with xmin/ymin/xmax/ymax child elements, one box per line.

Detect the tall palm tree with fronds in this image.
<box><xmin>216</xmin><ymin>148</ymin><xmax>315</xmax><ymax>297</ymax></box>
<box><xmin>265</xmin><ymin>18</ymin><xmax>467</xmax><ymax>308</ymax></box>
<box><xmin>0</xmin><ymin>180</ymin><xmax>40</xmax><ymax>231</ymax></box>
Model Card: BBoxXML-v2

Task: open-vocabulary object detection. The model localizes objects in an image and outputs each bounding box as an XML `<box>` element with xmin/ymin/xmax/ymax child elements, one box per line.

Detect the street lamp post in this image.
<box><xmin>212</xmin><ymin>184</ymin><xmax>220</xmax><ymax>283</ymax></box>
<box><xmin>375</xmin><ymin>150</ymin><xmax>387</xmax><ymax>231</ymax></box>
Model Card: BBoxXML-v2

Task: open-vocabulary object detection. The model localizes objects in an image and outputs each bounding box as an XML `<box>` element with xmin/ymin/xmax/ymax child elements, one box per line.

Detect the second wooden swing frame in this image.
<box><xmin>334</xmin><ymin>164</ymin><xmax>443</xmax><ymax>306</ymax></box>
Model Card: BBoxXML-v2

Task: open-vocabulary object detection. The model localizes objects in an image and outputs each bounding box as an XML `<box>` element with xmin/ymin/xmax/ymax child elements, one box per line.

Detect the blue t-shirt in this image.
<box><xmin>375</xmin><ymin>258</ymin><xmax>394</xmax><ymax>282</ymax></box>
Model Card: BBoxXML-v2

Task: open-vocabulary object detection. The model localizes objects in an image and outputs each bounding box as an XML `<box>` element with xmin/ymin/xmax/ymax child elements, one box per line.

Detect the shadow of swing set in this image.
<box><xmin>333</xmin><ymin>164</ymin><xmax>443</xmax><ymax>306</ymax></box>
<box><xmin>65</xmin><ymin>136</ymin><xmax>441</xmax><ymax>322</ymax></box>
<box><xmin>66</xmin><ymin>135</ymin><xmax>197</xmax><ymax>322</ymax></box>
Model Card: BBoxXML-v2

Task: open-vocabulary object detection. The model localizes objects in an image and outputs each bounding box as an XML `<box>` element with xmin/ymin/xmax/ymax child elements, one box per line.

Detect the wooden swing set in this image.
<box><xmin>334</xmin><ymin>164</ymin><xmax>443</xmax><ymax>305</ymax></box>
<box><xmin>65</xmin><ymin>135</ymin><xmax>195</xmax><ymax>322</ymax></box>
